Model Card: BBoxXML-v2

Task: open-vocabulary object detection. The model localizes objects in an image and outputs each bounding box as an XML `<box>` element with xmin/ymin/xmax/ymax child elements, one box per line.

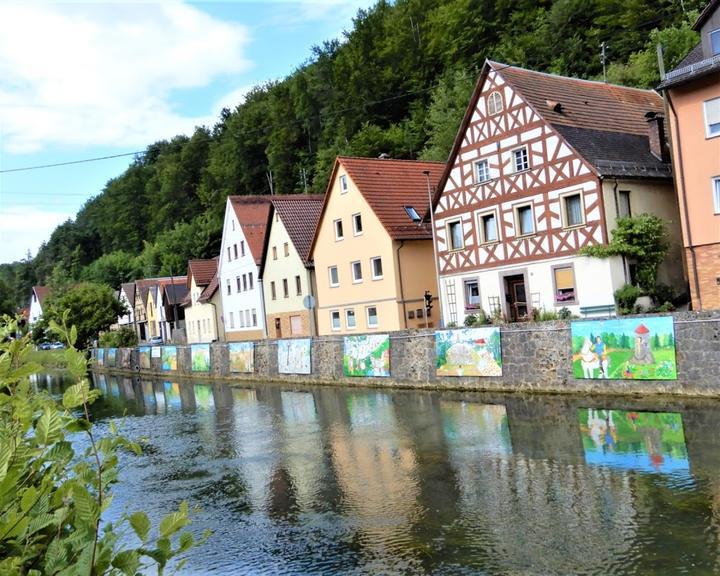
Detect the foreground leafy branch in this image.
<box><xmin>0</xmin><ymin>314</ymin><xmax>207</xmax><ymax>575</ymax></box>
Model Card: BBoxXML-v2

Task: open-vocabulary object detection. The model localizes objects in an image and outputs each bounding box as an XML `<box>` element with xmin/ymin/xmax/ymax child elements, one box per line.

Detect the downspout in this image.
<box><xmin>307</xmin><ymin>267</ymin><xmax>317</xmax><ymax>337</ymax></box>
<box><xmin>396</xmin><ymin>240</ymin><xmax>407</xmax><ymax>329</ymax></box>
<box><xmin>611</xmin><ymin>177</ymin><xmax>629</xmax><ymax>284</ymax></box>
<box><xmin>258</xmin><ymin>276</ymin><xmax>269</xmax><ymax>338</ymax></box>
<box><xmin>666</xmin><ymin>92</ymin><xmax>702</xmax><ymax>310</ymax></box>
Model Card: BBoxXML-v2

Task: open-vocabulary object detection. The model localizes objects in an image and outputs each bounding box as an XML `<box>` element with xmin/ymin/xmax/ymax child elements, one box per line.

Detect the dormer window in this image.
<box><xmin>404</xmin><ymin>206</ymin><xmax>421</xmax><ymax>222</ymax></box>
<box><xmin>487</xmin><ymin>91</ymin><xmax>503</xmax><ymax>116</ymax></box>
<box><xmin>340</xmin><ymin>174</ymin><xmax>348</xmax><ymax>193</ymax></box>
<box><xmin>711</xmin><ymin>28</ymin><xmax>720</xmax><ymax>56</ymax></box>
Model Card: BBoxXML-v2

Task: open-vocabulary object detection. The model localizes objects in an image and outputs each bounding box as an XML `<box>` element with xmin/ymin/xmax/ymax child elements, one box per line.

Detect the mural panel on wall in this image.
<box><xmin>343</xmin><ymin>335</ymin><xmax>390</xmax><ymax>377</ymax></box>
<box><xmin>278</xmin><ymin>339</ymin><xmax>312</xmax><ymax>374</ymax></box>
<box><xmin>161</xmin><ymin>346</ymin><xmax>177</xmax><ymax>371</ymax></box>
<box><xmin>229</xmin><ymin>342</ymin><xmax>254</xmax><ymax>373</ymax></box>
<box><xmin>106</xmin><ymin>348</ymin><xmax>116</xmax><ymax>367</ymax></box>
<box><xmin>571</xmin><ymin>317</ymin><xmax>676</xmax><ymax>380</ymax></box>
<box><xmin>151</xmin><ymin>346</ymin><xmax>161</xmax><ymax>358</ymax></box>
<box><xmin>138</xmin><ymin>347</ymin><xmax>151</xmax><ymax>370</ymax></box>
<box><xmin>578</xmin><ymin>408</ymin><xmax>688</xmax><ymax>473</ymax></box>
<box><xmin>435</xmin><ymin>328</ymin><xmax>502</xmax><ymax>377</ymax></box>
<box><xmin>191</xmin><ymin>344</ymin><xmax>211</xmax><ymax>372</ymax></box>
<box><xmin>97</xmin><ymin>348</ymin><xmax>105</xmax><ymax>367</ymax></box>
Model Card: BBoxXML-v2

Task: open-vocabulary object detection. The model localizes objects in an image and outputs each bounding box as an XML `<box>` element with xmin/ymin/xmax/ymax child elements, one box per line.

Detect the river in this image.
<box><xmin>38</xmin><ymin>373</ymin><xmax>720</xmax><ymax>575</ymax></box>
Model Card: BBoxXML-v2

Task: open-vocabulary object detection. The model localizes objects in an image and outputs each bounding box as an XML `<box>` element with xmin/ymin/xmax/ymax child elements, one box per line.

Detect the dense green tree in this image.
<box><xmin>81</xmin><ymin>251</ymin><xmax>143</xmax><ymax>287</ymax></box>
<box><xmin>0</xmin><ymin>277</ymin><xmax>14</xmax><ymax>316</ymax></box>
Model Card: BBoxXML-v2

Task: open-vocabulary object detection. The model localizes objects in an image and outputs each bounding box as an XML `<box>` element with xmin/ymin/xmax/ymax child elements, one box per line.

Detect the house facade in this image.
<box><xmin>218</xmin><ymin>196</ymin><xmax>272</xmax><ymax>341</ymax></box>
<box><xmin>433</xmin><ymin>61</ymin><xmax>684</xmax><ymax>325</ymax></box>
<box><xmin>184</xmin><ymin>259</ymin><xmax>224</xmax><ymax>343</ymax></box>
<box><xmin>658</xmin><ymin>0</ymin><xmax>720</xmax><ymax>310</ymax></box>
<box><xmin>260</xmin><ymin>195</ymin><xmax>324</xmax><ymax>338</ymax></box>
<box><xmin>310</xmin><ymin>157</ymin><xmax>444</xmax><ymax>336</ymax></box>
<box><xmin>117</xmin><ymin>283</ymin><xmax>135</xmax><ymax>329</ymax></box>
<box><xmin>29</xmin><ymin>286</ymin><xmax>49</xmax><ymax>325</ymax></box>
<box><xmin>158</xmin><ymin>279</ymin><xmax>187</xmax><ymax>342</ymax></box>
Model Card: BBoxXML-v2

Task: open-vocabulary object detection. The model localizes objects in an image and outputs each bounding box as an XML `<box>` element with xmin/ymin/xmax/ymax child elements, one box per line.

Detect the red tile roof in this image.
<box><xmin>271</xmin><ymin>195</ymin><xmax>325</xmax><ymax>265</ymax></box>
<box><xmin>32</xmin><ymin>286</ymin><xmax>50</xmax><ymax>307</ymax></box>
<box><xmin>229</xmin><ymin>196</ymin><xmax>273</xmax><ymax>265</ymax></box>
<box><xmin>187</xmin><ymin>259</ymin><xmax>217</xmax><ymax>288</ymax></box>
<box><xmin>334</xmin><ymin>157</ymin><xmax>444</xmax><ymax>240</ymax></box>
<box><xmin>198</xmin><ymin>276</ymin><xmax>219</xmax><ymax>303</ymax></box>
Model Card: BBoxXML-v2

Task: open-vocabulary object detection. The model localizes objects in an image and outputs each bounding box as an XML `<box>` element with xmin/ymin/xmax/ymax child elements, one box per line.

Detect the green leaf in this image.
<box><xmin>69</xmin><ymin>325</ymin><xmax>77</xmax><ymax>347</ymax></box>
<box><xmin>129</xmin><ymin>511</ymin><xmax>151</xmax><ymax>542</ymax></box>
<box><xmin>111</xmin><ymin>550</ymin><xmax>140</xmax><ymax>576</ymax></box>
<box><xmin>178</xmin><ymin>531</ymin><xmax>194</xmax><ymax>553</ymax></box>
<box><xmin>35</xmin><ymin>407</ymin><xmax>62</xmax><ymax>446</ymax></box>
<box><xmin>44</xmin><ymin>537</ymin><xmax>68</xmax><ymax>575</ymax></box>
<box><xmin>159</xmin><ymin>504</ymin><xmax>190</xmax><ymax>538</ymax></box>
<box><xmin>65</xmin><ymin>418</ymin><xmax>91</xmax><ymax>433</ymax></box>
<box><xmin>72</xmin><ymin>485</ymin><xmax>99</xmax><ymax>524</ymax></box>
<box><xmin>20</xmin><ymin>486</ymin><xmax>38</xmax><ymax>512</ymax></box>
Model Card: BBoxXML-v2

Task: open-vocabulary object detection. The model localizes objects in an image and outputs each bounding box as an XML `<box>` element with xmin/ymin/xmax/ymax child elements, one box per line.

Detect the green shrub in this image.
<box><xmin>614</xmin><ymin>283</ymin><xmax>642</xmax><ymax>315</ymax></box>
<box><xmin>464</xmin><ymin>314</ymin><xmax>478</xmax><ymax>327</ymax></box>
<box><xmin>533</xmin><ymin>308</ymin><xmax>559</xmax><ymax>321</ymax></box>
<box><xmin>558</xmin><ymin>307</ymin><xmax>573</xmax><ymax>320</ymax></box>
<box><xmin>650</xmin><ymin>283</ymin><xmax>676</xmax><ymax>308</ymax></box>
<box><xmin>100</xmin><ymin>326</ymin><xmax>138</xmax><ymax>348</ymax></box>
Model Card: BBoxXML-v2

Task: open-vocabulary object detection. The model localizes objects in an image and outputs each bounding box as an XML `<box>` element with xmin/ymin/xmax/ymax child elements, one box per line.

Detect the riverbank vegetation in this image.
<box><xmin>0</xmin><ymin>0</ymin><xmax>702</xmax><ymax>309</ymax></box>
<box><xmin>0</xmin><ymin>316</ymin><xmax>204</xmax><ymax>573</ymax></box>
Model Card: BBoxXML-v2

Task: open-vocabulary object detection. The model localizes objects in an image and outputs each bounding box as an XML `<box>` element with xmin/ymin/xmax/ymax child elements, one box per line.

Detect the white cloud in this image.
<box><xmin>0</xmin><ymin>207</ymin><xmax>72</xmax><ymax>264</ymax></box>
<box><xmin>0</xmin><ymin>2</ymin><xmax>251</xmax><ymax>153</ymax></box>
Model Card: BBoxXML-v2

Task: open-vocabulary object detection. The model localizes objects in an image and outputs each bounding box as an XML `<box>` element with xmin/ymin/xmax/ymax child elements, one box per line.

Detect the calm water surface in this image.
<box><xmin>39</xmin><ymin>374</ymin><xmax>720</xmax><ymax>575</ymax></box>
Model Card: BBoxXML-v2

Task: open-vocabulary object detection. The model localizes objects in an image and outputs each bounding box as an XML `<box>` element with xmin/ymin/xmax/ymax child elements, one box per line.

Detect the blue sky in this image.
<box><xmin>0</xmin><ymin>0</ymin><xmax>375</xmax><ymax>264</ymax></box>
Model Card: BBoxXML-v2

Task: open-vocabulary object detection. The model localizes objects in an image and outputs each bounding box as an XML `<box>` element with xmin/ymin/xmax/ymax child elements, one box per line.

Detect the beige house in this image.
<box><xmin>310</xmin><ymin>156</ymin><xmax>444</xmax><ymax>335</ymax></box>
<box><xmin>260</xmin><ymin>195</ymin><xmax>324</xmax><ymax>338</ymax></box>
<box><xmin>184</xmin><ymin>259</ymin><xmax>224</xmax><ymax>343</ymax></box>
<box><xmin>658</xmin><ymin>0</ymin><xmax>720</xmax><ymax>310</ymax></box>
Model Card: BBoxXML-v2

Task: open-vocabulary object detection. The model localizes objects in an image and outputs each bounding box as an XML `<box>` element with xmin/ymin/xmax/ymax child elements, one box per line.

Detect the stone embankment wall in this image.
<box><xmin>98</xmin><ymin>311</ymin><xmax>720</xmax><ymax>397</ymax></box>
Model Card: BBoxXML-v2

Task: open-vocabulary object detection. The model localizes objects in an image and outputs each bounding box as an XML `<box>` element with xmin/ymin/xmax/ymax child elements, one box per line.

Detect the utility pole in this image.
<box><xmin>600</xmin><ymin>42</ymin><xmax>608</xmax><ymax>83</ymax></box>
<box><xmin>266</xmin><ymin>169</ymin><xmax>274</xmax><ymax>195</ymax></box>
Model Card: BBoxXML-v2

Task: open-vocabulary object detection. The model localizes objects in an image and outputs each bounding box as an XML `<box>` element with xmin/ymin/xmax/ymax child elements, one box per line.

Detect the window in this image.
<box><xmin>352</xmin><ymin>213</ymin><xmax>363</xmax><ymax>235</ymax></box>
<box><xmin>479</xmin><ymin>211</ymin><xmax>498</xmax><ymax>243</ymax></box>
<box><xmin>713</xmin><ymin>177</ymin><xmax>720</xmax><ymax>214</ymax></box>
<box><xmin>712</xmin><ymin>29</ymin><xmax>720</xmax><ymax>56</ymax></box>
<box><xmin>416</xmin><ymin>308</ymin><xmax>425</xmax><ymax>318</ymax></box>
<box><xmin>487</xmin><ymin>91</ymin><xmax>503</xmax><ymax>115</ymax></box>
<box><xmin>513</xmin><ymin>147</ymin><xmax>529</xmax><ymax>172</ymax></box>
<box><xmin>705</xmin><ymin>98</ymin><xmax>720</xmax><ymax>138</ymax></box>
<box><xmin>408</xmin><ymin>310</ymin><xmax>415</xmax><ymax>319</ymax></box>
<box><xmin>242</xmin><ymin>274</ymin><xmax>248</xmax><ymax>291</ymax></box>
<box><xmin>351</xmin><ymin>261</ymin><xmax>363</xmax><ymax>283</ymax></box>
<box><xmin>233</xmin><ymin>244</ymin><xmax>238</xmax><ymax>259</ymax></box>
<box><xmin>553</xmin><ymin>265</ymin><xmax>577</xmax><ymax>304</ymax></box>
<box><xmin>229</xmin><ymin>311</ymin><xmax>234</xmax><ymax>329</ymax></box>
<box><xmin>464</xmin><ymin>279</ymin><xmax>480</xmax><ymax>310</ymax></box>
<box><xmin>563</xmin><ymin>193</ymin><xmax>584</xmax><ymax>227</ymax></box>
<box><xmin>334</xmin><ymin>219</ymin><xmax>344</xmax><ymax>240</ymax></box>
<box><xmin>226</xmin><ymin>279</ymin><xmax>231</xmax><ymax>295</ymax></box>
<box><xmin>405</xmin><ymin>206</ymin><xmax>421</xmax><ymax>222</ymax></box>
<box><xmin>245</xmin><ymin>310</ymin><xmax>251</xmax><ymax>327</ymax></box>
<box><xmin>366</xmin><ymin>306</ymin><xmax>378</xmax><ymax>328</ymax></box>
<box><xmin>270</xmin><ymin>281</ymin><xmax>277</xmax><ymax>300</ymax></box>
<box><xmin>345</xmin><ymin>309</ymin><xmax>356</xmax><ymax>329</ymax></box>
<box><xmin>619</xmin><ymin>190</ymin><xmax>632</xmax><ymax>218</ymax></box>
<box><xmin>240</xmin><ymin>241</ymin><xmax>245</xmax><ymax>257</ymax></box>
<box><xmin>236</xmin><ymin>276</ymin><xmax>241</xmax><ymax>292</ymax></box>
<box><xmin>249</xmin><ymin>272</ymin><xmax>253</xmax><ymax>290</ymax></box>
<box><xmin>340</xmin><ymin>174</ymin><xmax>348</xmax><ymax>193</ymax></box>
<box><xmin>227</xmin><ymin>247</ymin><xmax>231</xmax><ymax>262</ymax></box>
<box><xmin>475</xmin><ymin>159</ymin><xmax>490</xmax><ymax>183</ymax></box>
<box><xmin>295</xmin><ymin>275</ymin><xmax>302</xmax><ymax>295</ymax></box>
<box><xmin>284</xmin><ymin>242</ymin><xmax>289</xmax><ymax>257</ymax></box>
<box><xmin>371</xmin><ymin>257</ymin><xmax>383</xmax><ymax>280</ymax></box>
<box><xmin>239</xmin><ymin>310</ymin><xmax>245</xmax><ymax>328</ymax></box>
<box><xmin>252</xmin><ymin>309</ymin><xmax>257</xmax><ymax>327</ymax></box>
<box><xmin>283</xmin><ymin>278</ymin><xmax>289</xmax><ymax>298</ymax></box>
<box><xmin>447</xmin><ymin>220</ymin><xmax>463</xmax><ymax>250</ymax></box>
<box><xmin>272</xmin><ymin>246</ymin><xmax>278</xmax><ymax>260</ymax></box>
<box><xmin>330</xmin><ymin>310</ymin><xmax>341</xmax><ymax>331</ymax></box>
<box><xmin>290</xmin><ymin>315</ymin><xmax>302</xmax><ymax>335</ymax></box>
<box><xmin>231</xmin><ymin>219</ymin><xmax>235</xmax><ymax>231</ymax></box>
<box><xmin>329</xmin><ymin>266</ymin><xmax>339</xmax><ymax>287</ymax></box>
<box><xmin>515</xmin><ymin>204</ymin><xmax>534</xmax><ymax>236</ymax></box>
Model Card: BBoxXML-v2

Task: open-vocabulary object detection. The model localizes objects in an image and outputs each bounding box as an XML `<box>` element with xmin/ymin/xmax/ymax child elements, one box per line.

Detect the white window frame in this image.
<box><xmin>371</xmin><ymin>256</ymin><xmax>383</xmax><ymax>280</ymax></box>
<box><xmin>329</xmin><ymin>265</ymin><xmax>339</xmax><ymax>287</ymax></box>
<box><xmin>345</xmin><ymin>308</ymin><xmax>357</xmax><ymax>330</ymax></box>
<box><xmin>340</xmin><ymin>174</ymin><xmax>348</xmax><ymax>193</ymax></box>
<box><xmin>477</xmin><ymin>209</ymin><xmax>500</xmax><ymax>244</ymax></box>
<box><xmin>513</xmin><ymin>146</ymin><xmax>530</xmax><ymax>172</ymax></box>
<box><xmin>475</xmin><ymin>159</ymin><xmax>490</xmax><ymax>183</ymax></box>
<box><xmin>229</xmin><ymin>311</ymin><xmax>235</xmax><ymax>329</ymax></box>
<box><xmin>705</xmin><ymin>97</ymin><xmax>720</xmax><ymax>138</ymax></box>
<box><xmin>284</xmin><ymin>242</ymin><xmax>289</xmax><ymax>257</ymax></box>
<box><xmin>351</xmin><ymin>260</ymin><xmax>363</xmax><ymax>284</ymax></box>
<box><xmin>515</xmin><ymin>203</ymin><xmax>535</xmax><ymax>237</ymax></box>
<box><xmin>330</xmin><ymin>310</ymin><xmax>341</xmax><ymax>331</ymax></box>
<box><xmin>352</xmin><ymin>212</ymin><xmax>363</xmax><ymax>236</ymax></box>
<box><xmin>487</xmin><ymin>91</ymin><xmax>503</xmax><ymax>116</ymax></box>
<box><xmin>447</xmin><ymin>219</ymin><xmax>464</xmax><ymax>251</ymax></box>
<box><xmin>272</xmin><ymin>246</ymin><xmax>277</xmax><ymax>260</ymax></box>
<box><xmin>366</xmin><ymin>306</ymin><xmax>378</xmax><ymax>328</ymax></box>
<box><xmin>561</xmin><ymin>191</ymin><xmax>585</xmax><ymax>229</ymax></box>
<box><xmin>334</xmin><ymin>218</ymin><xmax>344</xmax><ymax>241</ymax></box>
<box><xmin>713</xmin><ymin>177</ymin><xmax>720</xmax><ymax>214</ymax></box>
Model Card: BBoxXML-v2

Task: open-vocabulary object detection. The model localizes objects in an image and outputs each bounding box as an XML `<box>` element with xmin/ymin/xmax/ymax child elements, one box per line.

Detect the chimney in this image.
<box><xmin>645</xmin><ymin>111</ymin><xmax>670</xmax><ymax>162</ymax></box>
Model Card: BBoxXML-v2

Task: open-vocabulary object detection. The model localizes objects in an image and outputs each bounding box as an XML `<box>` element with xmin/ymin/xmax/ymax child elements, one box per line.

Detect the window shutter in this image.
<box><xmin>555</xmin><ymin>268</ymin><xmax>574</xmax><ymax>290</ymax></box>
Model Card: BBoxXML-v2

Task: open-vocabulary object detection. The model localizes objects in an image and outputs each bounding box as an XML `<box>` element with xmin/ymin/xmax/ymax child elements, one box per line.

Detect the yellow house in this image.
<box><xmin>260</xmin><ymin>195</ymin><xmax>324</xmax><ymax>338</ymax></box>
<box><xmin>184</xmin><ymin>259</ymin><xmax>225</xmax><ymax>343</ymax></box>
<box><xmin>310</xmin><ymin>156</ymin><xmax>444</xmax><ymax>335</ymax></box>
<box><xmin>146</xmin><ymin>285</ymin><xmax>159</xmax><ymax>339</ymax></box>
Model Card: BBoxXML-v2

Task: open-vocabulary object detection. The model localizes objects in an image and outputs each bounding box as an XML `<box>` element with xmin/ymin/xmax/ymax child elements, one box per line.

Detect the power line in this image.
<box><xmin>0</xmin><ymin>151</ymin><xmax>144</xmax><ymax>174</ymax></box>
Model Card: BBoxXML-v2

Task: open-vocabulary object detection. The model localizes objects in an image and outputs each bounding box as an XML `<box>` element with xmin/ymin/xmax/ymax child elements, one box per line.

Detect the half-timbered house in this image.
<box><xmin>433</xmin><ymin>61</ymin><xmax>684</xmax><ymax>324</ymax></box>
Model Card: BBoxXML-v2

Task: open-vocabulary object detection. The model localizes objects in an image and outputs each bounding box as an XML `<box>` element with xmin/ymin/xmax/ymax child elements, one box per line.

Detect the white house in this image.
<box><xmin>117</xmin><ymin>283</ymin><xmax>135</xmax><ymax>328</ymax></box>
<box><xmin>218</xmin><ymin>195</ymin><xmax>274</xmax><ymax>341</ymax></box>
<box><xmin>29</xmin><ymin>286</ymin><xmax>49</xmax><ymax>325</ymax></box>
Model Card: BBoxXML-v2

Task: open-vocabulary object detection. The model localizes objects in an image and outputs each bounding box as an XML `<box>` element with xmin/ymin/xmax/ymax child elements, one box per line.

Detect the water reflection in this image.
<box><xmin>54</xmin><ymin>373</ymin><xmax>720</xmax><ymax>574</ymax></box>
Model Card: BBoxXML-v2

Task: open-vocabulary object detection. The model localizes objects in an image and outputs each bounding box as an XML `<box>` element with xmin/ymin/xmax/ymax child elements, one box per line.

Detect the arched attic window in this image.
<box><xmin>487</xmin><ymin>91</ymin><xmax>503</xmax><ymax>116</ymax></box>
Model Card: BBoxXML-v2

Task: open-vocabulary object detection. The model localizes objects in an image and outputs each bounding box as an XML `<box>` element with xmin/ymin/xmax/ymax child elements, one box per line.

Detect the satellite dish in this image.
<box><xmin>303</xmin><ymin>295</ymin><xmax>316</xmax><ymax>309</ymax></box>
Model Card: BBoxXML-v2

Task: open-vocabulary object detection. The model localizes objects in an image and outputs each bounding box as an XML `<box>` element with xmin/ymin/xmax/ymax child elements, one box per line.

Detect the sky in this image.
<box><xmin>0</xmin><ymin>0</ymin><xmax>376</xmax><ymax>264</ymax></box>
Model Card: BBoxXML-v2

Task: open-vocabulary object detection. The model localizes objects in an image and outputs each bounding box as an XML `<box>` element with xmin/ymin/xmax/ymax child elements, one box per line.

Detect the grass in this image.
<box><xmin>26</xmin><ymin>349</ymin><xmax>69</xmax><ymax>371</ymax></box>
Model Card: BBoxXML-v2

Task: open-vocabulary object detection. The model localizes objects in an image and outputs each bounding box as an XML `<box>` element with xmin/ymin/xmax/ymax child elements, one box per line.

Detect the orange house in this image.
<box><xmin>658</xmin><ymin>0</ymin><xmax>720</xmax><ymax>309</ymax></box>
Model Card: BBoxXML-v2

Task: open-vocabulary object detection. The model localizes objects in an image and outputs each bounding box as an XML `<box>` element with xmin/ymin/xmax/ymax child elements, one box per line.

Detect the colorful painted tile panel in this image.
<box><xmin>435</xmin><ymin>327</ymin><xmax>502</xmax><ymax>377</ymax></box>
<box><xmin>138</xmin><ymin>347</ymin><xmax>151</xmax><ymax>370</ymax></box>
<box><xmin>106</xmin><ymin>348</ymin><xmax>116</xmax><ymax>367</ymax></box>
<box><xmin>229</xmin><ymin>342</ymin><xmax>254</xmax><ymax>373</ymax></box>
<box><xmin>278</xmin><ymin>338</ymin><xmax>311</xmax><ymax>374</ymax></box>
<box><xmin>191</xmin><ymin>344</ymin><xmax>211</xmax><ymax>372</ymax></box>
<box><xmin>161</xmin><ymin>346</ymin><xmax>177</xmax><ymax>371</ymax></box>
<box><xmin>343</xmin><ymin>334</ymin><xmax>390</xmax><ymax>377</ymax></box>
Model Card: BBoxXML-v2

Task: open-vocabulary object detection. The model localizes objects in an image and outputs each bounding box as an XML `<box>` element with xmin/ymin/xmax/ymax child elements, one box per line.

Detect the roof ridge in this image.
<box><xmin>338</xmin><ymin>155</ymin><xmax>445</xmax><ymax>165</ymax></box>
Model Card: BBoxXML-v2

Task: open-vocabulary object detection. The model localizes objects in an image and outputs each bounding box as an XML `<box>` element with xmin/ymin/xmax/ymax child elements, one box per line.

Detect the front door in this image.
<box><xmin>274</xmin><ymin>318</ymin><xmax>282</xmax><ymax>338</ymax></box>
<box><xmin>505</xmin><ymin>275</ymin><xmax>528</xmax><ymax>322</ymax></box>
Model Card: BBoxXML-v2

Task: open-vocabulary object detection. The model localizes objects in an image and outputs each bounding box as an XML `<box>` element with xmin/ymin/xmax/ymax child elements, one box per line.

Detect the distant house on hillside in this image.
<box><xmin>657</xmin><ymin>0</ymin><xmax>720</xmax><ymax>310</ymax></box>
<box><xmin>259</xmin><ymin>195</ymin><xmax>324</xmax><ymax>338</ymax></box>
<box><xmin>29</xmin><ymin>286</ymin><xmax>50</xmax><ymax>325</ymax></box>
<box><xmin>184</xmin><ymin>258</ymin><xmax>224</xmax><ymax>343</ymax></box>
<box><xmin>432</xmin><ymin>60</ymin><xmax>685</xmax><ymax>324</ymax></box>
<box><xmin>310</xmin><ymin>156</ymin><xmax>444</xmax><ymax>335</ymax></box>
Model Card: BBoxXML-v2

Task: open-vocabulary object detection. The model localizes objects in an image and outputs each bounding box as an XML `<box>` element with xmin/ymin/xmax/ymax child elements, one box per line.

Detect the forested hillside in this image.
<box><xmin>0</xmin><ymin>0</ymin><xmax>701</xmax><ymax>312</ymax></box>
